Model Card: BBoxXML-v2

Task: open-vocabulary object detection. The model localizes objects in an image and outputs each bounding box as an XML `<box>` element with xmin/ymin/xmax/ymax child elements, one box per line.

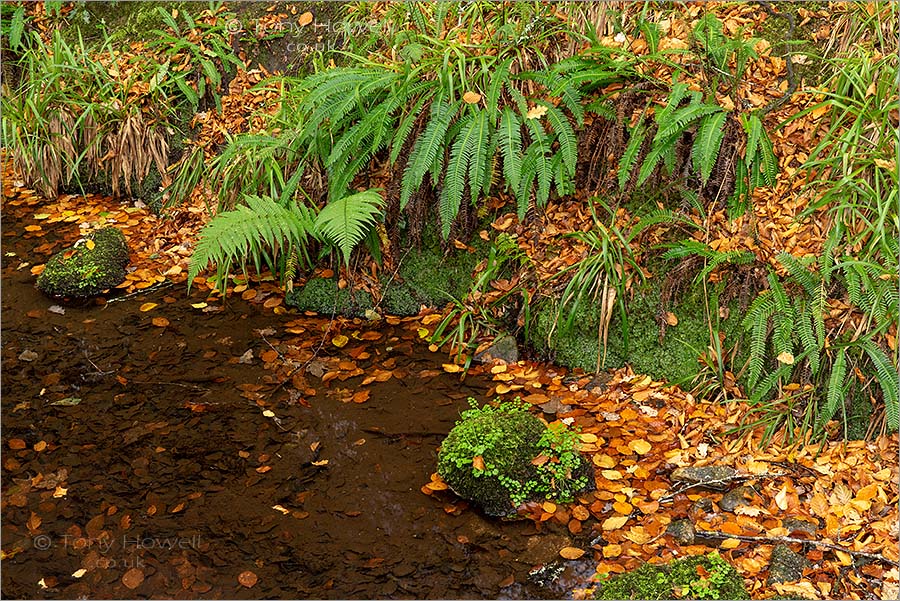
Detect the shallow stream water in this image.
<box><xmin>1</xmin><ymin>206</ymin><xmax>596</xmax><ymax>599</ymax></box>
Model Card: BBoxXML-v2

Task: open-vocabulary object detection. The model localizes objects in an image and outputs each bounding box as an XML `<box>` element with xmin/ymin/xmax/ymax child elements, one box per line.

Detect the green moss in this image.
<box><xmin>528</xmin><ymin>274</ymin><xmax>744</xmax><ymax>386</ymax></box>
<box><xmin>379</xmin><ymin>279</ymin><xmax>421</xmax><ymax>316</ymax></box>
<box><xmin>36</xmin><ymin>227</ymin><xmax>130</xmax><ymax>298</ymax></box>
<box><xmin>437</xmin><ymin>400</ymin><xmax>594</xmax><ymax>517</ymax></box>
<box><xmin>397</xmin><ymin>244</ymin><xmax>482</xmax><ymax>308</ymax></box>
<box><xmin>284</xmin><ymin>277</ymin><xmax>373</xmax><ymax>317</ymax></box>
<box><xmin>593</xmin><ymin>553</ymin><xmax>749</xmax><ymax>600</ymax></box>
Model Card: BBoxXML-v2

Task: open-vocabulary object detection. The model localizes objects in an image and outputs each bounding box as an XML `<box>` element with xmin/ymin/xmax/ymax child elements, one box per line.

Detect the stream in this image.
<box><xmin>1</xmin><ymin>203</ymin><xmax>596</xmax><ymax>599</ymax></box>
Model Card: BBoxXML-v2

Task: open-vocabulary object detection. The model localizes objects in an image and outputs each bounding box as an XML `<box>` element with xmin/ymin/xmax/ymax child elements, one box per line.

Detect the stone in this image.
<box><xmin>666</xmin><ymin>519</ymin><xmax>696</xmax><ymax>545</ymax></box>
<box><xmin>520</xmin><ymin>533</ymin><xmax>571</xmax><ymax>566</ymax></box>
<box><xmin>719</xmin><ymin>485</ymin><xmax>761</xmax><ymax>512</ymax></box>
<box><xmin>767</xmin><ymin>544</ymin><xmax>810</xmax><ymax>584</ymax></box>
<box><xmin>36</xmin><ymin>227</ymin><xmax>130</xmax><ymax>298</ymax></box>
<box><xmin>782</xmin><ymin>517</ymin><xmax>817</xmax><ymax>536</ymax></box>
<box><xmin>474</xmin><ymin>335</ymin><xmax>518</xmax><ymax>364</ymax></box>
<box><xmin>671</xmin><ymin>466</ymin><xmax>738</xmax><ymax>490</ymax></box>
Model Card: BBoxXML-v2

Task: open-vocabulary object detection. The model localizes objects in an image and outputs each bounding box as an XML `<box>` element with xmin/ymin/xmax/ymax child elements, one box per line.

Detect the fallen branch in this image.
<box><xmin>659</xmin><ymin>471</ymin><xmax>786</xmax><ymax>503</ymax></box>
<box><xmin>695</xmin><ymin>529</ymin><xmax>900</xmax><ymax>567</ymax></box>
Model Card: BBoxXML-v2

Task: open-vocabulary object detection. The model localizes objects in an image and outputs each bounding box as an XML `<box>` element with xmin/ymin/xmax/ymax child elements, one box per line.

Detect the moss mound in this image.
<box><xmin>36</xmin><ymin>227</ymin><xmax>130</xmax><ymax>298</ymax></box>
<box><xmin>593</xmin><ymin>553</ymin><xmax>748</xmax><ymax>600</ymax></box>
<box><xmin>528</xmin><ymin>276</ymin><xmax>744</xmax><ymax>386</ymax></box>
<box><xmin>284</xmin><ymin>277</ymin><xmax>374</xmax><ymax>317</ymax></box>
<box><xmin>437</xmin><ymin>400</ymin><xmax>594</xmax><ymax>517</ymax></box>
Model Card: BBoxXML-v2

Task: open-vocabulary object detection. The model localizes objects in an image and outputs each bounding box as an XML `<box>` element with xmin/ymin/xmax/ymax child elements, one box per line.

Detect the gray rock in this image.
<box><xmin>767</xmin><ymin>544</ymin><xmax>810</xmax><ymax>584</ymax></box>
<box><xmin>671</xmin><ymin>466</ymin><xmax>738</xmax><ymax>490</ymax></box>
<box><xmin>474</xmin><ymin>335</ymin><xmax>518</xmax><ymax>364</ymax></box>
<box><xmin>666</xmin><ymin>519</ymin><xmax>695</xmax><ymax>545</ymax></box>
<box><xmin>782</xmin><ymin>517</ymin><xmax>817</xmax><ymax>536</ymax></box>
<box><xmin>691</xmin><ymin>498</ymin><xmax>714</xmax><ymax>513</ymax></box>
<box><xmin>719</xmin><ymin>485</ymin><xmax>760</xmax><ymax>512</ymax></box>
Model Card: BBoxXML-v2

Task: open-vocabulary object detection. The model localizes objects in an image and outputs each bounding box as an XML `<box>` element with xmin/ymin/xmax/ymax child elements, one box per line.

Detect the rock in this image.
<box><xmin>671</xmin><ymin>466</ymin><xmax>738</xmax><ymax>490</ymax></box>
<box><xmin>18</xmin><ymin>350</ymin><xmax>38</xmax><ymax>362</ymax></box>
<box><xmin>719</xmin><ymin>485</ymin><xmax>760</xmax><ymax>512</ymax></box>
<box><xmin>767</xmin><ymin>544</ymin><xmax>810</xmax><ymax>584</ymax></box>
<box><xmin>520</xmin><ymin>533</ymin><xmax>571</xmax><ymax>566</ymax></box>
<box><xmin>666</xmin><ymin>519</ymin><xmax>695</xmax><ymax>545</ymax></box>
<box><xmin>437</xmin><ymin>402</ymin><xmax>594</xmax><ymax>517</ymax></box>
<box><xmin>691</xmin><ymin>498</ymin><xmax>714</xmax><ymax>513</ymax></box>
<box><xmin>585</xmin><ymin>372</ymin><xmax>612</xmax><ymax>393</ymax></box>
<box><xmin>474</xmin><ymin>335</ymin><xmax>518</xmax><ymax>364</ymax></box>
<box><xmin>782</xmin><ymin>517</ymin><xmax>817</xmax><ymax>536</ymax></box>
<box><xmin>36</xmin><ymin>227</ymin><xmax>130</xmax><ymax>298</ymax></box>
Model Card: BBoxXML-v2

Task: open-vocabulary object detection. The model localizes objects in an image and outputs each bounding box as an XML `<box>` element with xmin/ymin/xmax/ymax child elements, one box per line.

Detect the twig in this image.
<box><xmin>695</xmin><ymin>529</ymin><xmax>900</xmax><ymax>567</ymax></box>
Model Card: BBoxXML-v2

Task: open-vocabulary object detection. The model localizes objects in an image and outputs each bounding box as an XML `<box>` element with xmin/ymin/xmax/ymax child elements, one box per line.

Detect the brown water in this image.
<box><xmin>1</xmin><ymin>215</ymin><xmax>595</xmax><ymax>598</ymax></box>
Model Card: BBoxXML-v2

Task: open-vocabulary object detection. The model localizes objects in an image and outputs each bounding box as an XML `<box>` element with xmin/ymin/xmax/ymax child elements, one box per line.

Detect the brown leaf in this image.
<box><xmin>122</xmin><ymin>568</ymin><xmax>144</xmax><ymax>589</ymax></box>
<box><xmin>472</xmin><ymin>455</ymin><xmax>485</xmax><ymax>471</ymax></box>
<box><xmin>238</xmin><ymin>570</ymin><xmax>258</xmax><ymax>588</ymax></box>
<box><xmin>462</xmin><ymin>91</ymin><xmax>481</xmax><ymax>104</ymax></box>
<box><xmin>297</xmin><ymin>11</ymin><xmax>313</xmax><ymax>26</ymax></box>
<box><xmin>559</xmin><ymin>547</ymin><xmax>585</xmax><ymax>559</ymax></box>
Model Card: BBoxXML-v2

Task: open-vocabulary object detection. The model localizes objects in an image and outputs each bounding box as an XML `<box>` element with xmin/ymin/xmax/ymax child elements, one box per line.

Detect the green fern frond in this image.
<box><xmin>315</xmin><ymin>188</ymin><xmax>384</xmax><ymax>266</ymax></box>
<box><xmin>657</xmin><ymin>102</ymin><xmax>722</xmax><ymax>141</ymax></box>
<box><xmin>468</xmin><ymin>109</ymin><xmax>493</xmax><ymax>200</ymax></box>
<box><xmin>188</xmin><ymin>195</ymin><xmax>316</xmax><ymax>292</ymax></box>
<box><xmin>797</xmin><ymin>304</ymin><xmax>820</xmax><ymax>376</ymax></box>
<box><xmin>440</xmin><ymin>112</ymin><xmax>478</xmax><ymax>239</ymax></box>
<box><xmin>692</xmin><ymin>111</ymin><xmax>727</xmax><ymax>184</ymax></box>
<box><xmin>541</xmin><ymin>102</ymin><xmax>577</xmax><ymax>178</ymax></box>
<box><xmin>758</xmin><ymin>129</ymin><xmax>777</xmax><ymax>186</ymax></box>
<box><xmin>618</xmin><ymin>119</ymin><xmax>647</xmax><ymax>190</ymax></box>
<box><xmin>817</xmin><ymin>347</ymin><xmax>847</xmax><ymax>431</ymax></box>
<box><xmin>401</xmin><ymin>98</ymin><xmax>456</xmax><ymax>209</ymax></box>
<box><xmin>861</xmin><ymin>340</ymin><xmax>899</xmax><ymax>430</ymax></box>
<box><xmin>777</xmin><ymin>251</ymin><xmax>818</xmax><ymax>296</ymax></box>
<box><xmin>498</xmin><ymin>107</ymin><xmax>523</xmax><ymax>193</ymax></box>
<box><xmin>742</xmin><ymin>114</ymin><xmax>763</xmax><ymax>165</ymax></box>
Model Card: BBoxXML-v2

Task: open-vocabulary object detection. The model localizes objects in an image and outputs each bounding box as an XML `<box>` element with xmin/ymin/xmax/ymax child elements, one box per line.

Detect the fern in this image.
<box><xmin>315</xmin><ymin>189</ymin><xmax>385</xmax><ymax>266</ymax></box>
<box><xmin>498</xmin><ymin>107</ymin><xmax>523</xmax><ymax>192</ymax></box>
<box><xmin>861</xmin><ymin>339</ymin><xmax>899</xmax><ymax>430</ymax></box>
<box><xmin>188</xmin><ymin>195</ymin><xmax>317</xmax><ymax>292</ymax></box>
<box><xmin>618</xmin><ymin>119</ymin><xmax>647</xmax><ymax>190</ymax></box>
<box><xmin>693</xmin><ymin>111</ymin><xmax>727</xmax><ymax>184</ymax></box>
<box><xmin>818</xmin><ymin>347</ymin><xmax>847</xmax><ymax>431</ymax></box>
<box><xmin>401</xmin><ymin>98</ymin><xmax>456</xmax><ymax>209</ymax></box>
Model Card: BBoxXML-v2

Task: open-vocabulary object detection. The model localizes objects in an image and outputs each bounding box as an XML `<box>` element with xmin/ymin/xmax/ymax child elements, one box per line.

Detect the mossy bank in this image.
<box><xmin>36</xmin><ymin>227</ymin><xmax>130</xmax><ymax>298</ymax></box>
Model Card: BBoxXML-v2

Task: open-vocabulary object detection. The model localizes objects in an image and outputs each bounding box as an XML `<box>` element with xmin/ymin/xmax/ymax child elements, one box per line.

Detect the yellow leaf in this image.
<box><xmin>629</xmin><ymin>439</ymin><xmax>652</xmax><ymax>455</ymax></box>
<box><xmin>542</xmin><ymin>501</ymin><xmax>557</xmax><ymax>513</ymax></box>
<box><xmin>719</xmin><ymin>538</ymin><xmax>741</xmax><ymax>549</ymax></box>
<box><xmin>602</xmin><ymin>515</ymin><xmax>629</xmax><ymax>531</ymax></box>
<box><xmin>834</xmin><ymin>550</ymin><xmax>852</xmax><ymax>565</ymax></box>
<box><xmin>602</xmin><ymin>544</ymin><xmax>622</xmax><ymax>558</ymax></box>
<box><xmin>559</xmin><ymin>547</ymin><xmax>585</xmax><ymax>560</ymax></box>
<box><xmin>526</xmin><ymin>104</ymin><xmax>548</xmax><ymax>119</ymax></box>
<box><xmin>331</xmin><ymin>334</ymin><xmax>349</xmax><ymax>348</ymax></box>
<box><xmin>462</xmin><ymin>91</ymin><xmax>481</xmax><ymax>104</ymax></box>
<box><xmin>602</xmin><ymin>469</ymin><xmax>623</xmax><ymax>480</ymax></box>
<box><xmin>490</xmin><ymin>364</ymin><xmax>508</xmax><ymax>374</ymax></box>
<box><xmin>417</xmin><ymin>327</ymin><xmax>430</xmax><ymax>339</ymax></box>
<box><xmin>664</xmin><ymin>311</ymin><xmax>678</xmax><ymax>326</ymax></box>
<box><xmin>775</xmin><ymin>484</ymin><xmax>789</xmax><ymax>510</ymax></box>
<box><xmin>140</xmin><ymin>303</ymin><xmax>158</xmax><ymax>312</ymax></box>
<box><xmin>442</xmin><ymin>363</ymin><xmax>462</xmax><ymax>373</ymax></box>
<box><xmin>580</xmin><ymin>433</ymin><xmax>598</xmax><ymax>443</ymax></box>
<box><xmin>191</xmin><ymin>302</ymin><xmax>208</xmax><ymax>309</ymax></box>
<box><xmin>776</xmin><ymin>352</ymin><xmax>795</xmax><ymax>365</ymax></box>
<box><xmin>85</xmin><ymin>239</ymin><xmax>96</xmax><ymax>250</ymax></box>
<box><xmin>874</xmin><ymin>158</ymin><xmax>896</xmax><ymax>171</ymax></box>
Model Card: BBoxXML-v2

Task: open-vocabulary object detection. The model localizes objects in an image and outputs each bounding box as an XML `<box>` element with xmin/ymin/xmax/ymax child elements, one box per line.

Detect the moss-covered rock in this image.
<box><xmin>593</xmin><ymin>553</ymin><xmax>749</xmax><ymax>600</ymax></box>
<box><xmin>528</xmin><ymin>275</ymin><xmax>744</xmax><ymax>386</ymax></box>
<box><xmin>284</xmin><ymin>277</ymin><xmax>374</xmax><ymax>317</ymax></box>
<box><xmin>437</xmin><ymin>401</ymin><xmax>594</xmax><ymax>517</ymax></box>
<box><xmin>36</xmin><ymin>227</ymin><xmax>130</xmax><ymax>298</ymax></box>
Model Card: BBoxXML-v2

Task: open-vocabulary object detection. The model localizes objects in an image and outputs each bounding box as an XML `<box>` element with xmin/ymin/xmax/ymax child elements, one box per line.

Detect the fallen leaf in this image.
<box><xmin>331</xmin><ymin>335</ymin><xmax>348</xmax><ymax>348</ymax></box>
<box><xmin>472</xmin><ymin>455</ymin><xmax>485</xmax><ymax>471</ymax></box>
<box><xmin>442</xmin><ymin>363</ymin><xmax>463</xmax><ymax>373</ymax></box>
<box><xmin>238</xmin><ymin>570</ymin><xmax>258</xmax><ymax>588</ymax></box>
<box><xmin>151</xmin><ymin>317</ymin><xmax>169</xmax><ymax>328</ymax></box>
<box><xmin>665</xmin><ymin>311</ymin><xmax>678</xmax><ymax>325</ymax></box>
<box><xmin>776</xmin><ymin>352</ymin><xmax>795</xmax><ymax>365</ymax></box>
<box><xmin>719</xmin><ymin>538</ymin><xmax>741</xmax><ymax>549</ymax></box>
<box><xmin>463</xmin><ymin>91</ymin><xmax>482</xmax><ymax>104</ymax></box>
<box><xmin>139</xmin><ymin>303</ymin><xmax>158</xmax><ymax>312</ymax></box>
<box><xmin>629</xmin><ymin>439</ymin><xmax>652</xmax><ymax>455</ymax></box>
<box><xmin>121</xmin><ymin>568</ymin><xmax>144</xmax><ymax>589</ymax></box>
<box><xmin>559</xmin><ymin>547</ymin><xmax>585</xmax><ymax>559</ymax></box>
<box><xmin>527</xmin><ymin>104</ymin><xmax>548</xmax><ymax>119</ymax></box>
<box><xmin>297</xmin><ymin>11</ymin><xmax>313</xmax><ymax>26</ymax></box>
<box><xmin>602</xmin><ymin>515</ymin><xmax>629</xmax><ymax>530</ymax></box>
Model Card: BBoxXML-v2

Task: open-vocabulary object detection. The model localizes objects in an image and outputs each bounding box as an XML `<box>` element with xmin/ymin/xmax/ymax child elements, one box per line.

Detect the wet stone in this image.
<box><xmin>767</xmin><ymin>544</ymin><xmax>810</xmax><ymax>584</ymax></box>
<box><xmin>783</xmin><ymin>517</ymin><xmax>818</xmax><ymax>536</ymax></box>
<box><xmin>474</xmin><ymin>334</ymin><xmax>518</xmax><ymax>364</ymax></box>
<box><xmin>691</xmin><ymin>497</ymin><xmax>714</xmax><ymax>513</ymax></box>
<box><xmin>671</xmin><ymin>465</ymin><xmax>738</xmax><ymax>490</ymax></box>
<box><xmin>666</xmin><ymin>519</ymin><xmax>695</xmax><ymax>545</ymax></box>
<box><xmin>719</xmin><ymin>485</ymin><xmax>761</xmax><ymax>512</ymax></box>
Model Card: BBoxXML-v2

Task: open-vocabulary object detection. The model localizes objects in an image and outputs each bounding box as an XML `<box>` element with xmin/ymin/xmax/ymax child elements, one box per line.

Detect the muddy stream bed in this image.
<box><xmin>1</xmin><ymin>213</ymin><xmax>596</xmax><ymax>598</ymax></box>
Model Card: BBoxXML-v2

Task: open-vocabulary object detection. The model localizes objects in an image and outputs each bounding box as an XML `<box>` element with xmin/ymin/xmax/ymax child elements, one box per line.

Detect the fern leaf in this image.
<box><xmin>797</xmin><ymin>303</ymin><xmax>820</xmax><ymax>376</ymax></box>
<box><xmin>467</xmin><ymin>109</ymin><xmax>493</xmax><ymax>200</ymax></box>
<box><xmin>542</xmin><ymin>102</ymin><xmax>577</xmax><ymax>178</ymax></box>
<box><xmin>817</xmin><ymin>347</ymin><xmax>847</xmax><ymax>431</ymax></box>
<box><xmin>498</xmin><ymin>108</ymin><xmax>523</xmax><ymax>193</ymax></box>
<box><xmin>742</xmin><ymin>114</ymin><xmax>763</xmax><ymax>165</ymax></box>
<box><xmin>862</xmin><ymin>340</ymin><xmax>900</xmax><ymax>430</ymax></box>
<box><xmin>777</xmin><ymin>251</ymin><xmax>818</xmax><ymax>296</ymax></box>
<box><xmin>440</xmin><ymin>113</ymin><xmax>478</xmax><ymax>239</ymax></box>
<box><xmin>656</xmin><ymin>103</ymin><xmax>721</xmax><ymax>141</ymax></box>
<box><xmin>315</xmin><ymin>189</ymin><xmax>384</xmax><ymax>266</ymax></box>
<box><xmin>400</xmin><ymin>99</ymin><xmax>456</xmax><ymax>209</ymax></box>
<box><xmin>692</xmin><ymin>111</ymin><xmax>727</xmax><ymax>184</ymax></box>
<box><xmin>758</xmin><ymin>129</ymin><xmax>778</xmax><ymax>186</ymax></box>
<box><xmin>524</xmin><ymin>119</ymin><xmax>552</xmax><ymax>207</ymax></box>
<box><xmin>618</xmin><ymin>120</ymin><xmax>647</xmax><ymax>190</ymax></box>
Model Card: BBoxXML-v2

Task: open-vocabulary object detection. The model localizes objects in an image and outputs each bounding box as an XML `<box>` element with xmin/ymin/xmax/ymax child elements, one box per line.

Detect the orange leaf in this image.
<box><xmin>719</xmin><ymin>538</ymin><xmax>741</xmax><ymax>549</ymax></box>
<box><xmin>151</xmin><ymin>317</ymin><xmax>169</xmax><ymax>328</ymax></box>
<box><xmin>559</xmin><ymin>547</ymin><xmax>585</xmax><ymax>559</ymax></box>
<box><xmin>297</xmin><ymin>11</ymin><xmax>313</xmax><ymax>26</ymax></box>
<box><xmin>238</xmin><ymin>570</ymin><xmax>258</xmax><ymax>588</ymax></box>
<box><xmin>602</xmin><ymin>515</ymin><xmax>629</xmax><ymax>531</ymax></box>
<box><xmin>139</xmin><ymin>302</ymin><xmax>158</xmax><ymax>312</ymax></box>
<box><xmin>629</xmin><ymin>439</ymin><xmax>652</xmax><ymax>455</ymax></box>
<box><xmin>121</xmin><ymin>568</ymin><xmax>144</xmax><ymax>590</ymax></box>
<box><xmin>472</xmin><ymin>455</ymin><xmax>485</xmax><ymax>471</ymax></box>
<box><xmin>352</xmin><ymin>390</ymin><xmax>370</xmax><ymax>404</ymax></box>
<box><xmin>463</xmin><ymin>91</ymin><xmax>481</xmax><ymax>104</ymax></box>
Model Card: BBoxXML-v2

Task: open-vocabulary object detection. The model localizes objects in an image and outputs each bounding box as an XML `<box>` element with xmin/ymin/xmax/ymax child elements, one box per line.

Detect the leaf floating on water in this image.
<box><xmin>50</xmin><ymin>397</ymin><xmax>82</xmax><ymax>406</ymax></box>
<box><xmin>47</xmin><ymin>305</ymin><xmax>65</xmax><ymax>315</ymax></box>
<box><xmin>559</xmin><ymin>547</ymin><xmax>585</xmax><ymax>559</ymax></box>
<box><xmin>237</xmin><ymin>570</ymin><xmax>258</xmax><ymax>588</ymax></box>
<box><xmin>442</xmin><ymin>363</ymin><xmax>462</xmax><ymax>373</ymax></box>
<box><xmin>139</xmin><ymin>302</ymin><xmax>158</xmax><ymax>312</ymax></box>
<box><xmin>151</xmin><ymin>317</ymin><xmax>169</xmax><ymax>328</ymax></box>
<box><xmin>72</xmin><ymin>569</ymin><xmax>86</xmax><ymax>578</ymax></box>
<box><xmin>121</xmin><ymin>567</ymin><xmax>144</xmax><ymax>590</ymax></box>
<box><xmin>331</xmin><ymin>334</ymin><xmax>349</xmax><ymax>348</ymax></box>
<box><xmin>272</xmin><ymin>504</ymin><xmax>290</xmax><ymax>515</ymax></box>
